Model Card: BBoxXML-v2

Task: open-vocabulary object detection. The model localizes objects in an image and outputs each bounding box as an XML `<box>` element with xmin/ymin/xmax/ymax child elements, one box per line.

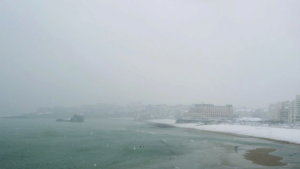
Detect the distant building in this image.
<box><xmin>188</xmin><ymin>104</ymin><xmax>233</xmax><ymax>118</ymax></box>
<box><xmin>252</xmin><ymin>108</ymin><xmax>268</xmax><ymax>118</ymax></box>
<box><xmin>268</xmin><ymin>102</ymin><xmax>282</xmax><ymax>121</ymax></box>
<box><xmin>280</xmin><ymin>101</ymin><xmax>290</xmax><ymax>122</ymax></box>
<box><xmin>289</xmin><ymin>100</ymin><xmax>295</xmax><ymax>122</ymax></box>
<box><xmin>233</xmin><ymin>107</ymin><xmax>252</xmax><ymax>117</ymax></box>
<box><xmin>288</xmin><ymin>95</ymin><xmax>300</xmax><ymax>123</ymax></box>
<box><xmin>268</xmin><ymin>101</ymin><xmax>290</xmax><ymax>122</ymax></box>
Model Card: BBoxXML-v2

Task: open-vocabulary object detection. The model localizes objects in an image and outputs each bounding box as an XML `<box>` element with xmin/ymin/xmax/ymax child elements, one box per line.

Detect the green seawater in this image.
<box><xmin>0</xmin><ymin>118</ymin><xmax>299</xmax><ymax>169</ymax></box>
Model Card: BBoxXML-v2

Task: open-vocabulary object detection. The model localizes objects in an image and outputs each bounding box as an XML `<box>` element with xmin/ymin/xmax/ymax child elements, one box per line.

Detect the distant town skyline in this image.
<box><xmin>1</xmin><ymin>0</ymin><xmax>300</xmax><ymax>115</ymax></box>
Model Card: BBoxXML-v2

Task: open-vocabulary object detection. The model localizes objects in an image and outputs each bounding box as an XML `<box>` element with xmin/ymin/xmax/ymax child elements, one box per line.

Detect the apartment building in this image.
<box><xmin>188</xmin><ymin>104</ymin><xmax>233</xmax><ymax>118</ymax></box>
<box><xmin>289</xmin><ymin>95</ymin><xmax>300</xmax><ymax>123</ymax></box>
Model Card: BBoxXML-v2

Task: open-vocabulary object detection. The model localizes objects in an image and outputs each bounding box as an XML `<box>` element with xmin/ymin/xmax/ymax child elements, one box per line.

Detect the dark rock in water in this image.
<box><xmin>56</xmin><ymin>118</ymin><xmax>65</xmax><ymax>122</ymax></box>
<box><xmin>70</xmin><ymin>114</ymin><xmax>84</xmax><ymax>122</ymax></box>
<box><xmin>56</xmin><ymin>114</ymin><xmax>84</xmax><ymax>122</ymax></box>
<box><xmin>154</xmin><ymin>123</ymin><xmax>174</xmax><ymax>128</ymax></box>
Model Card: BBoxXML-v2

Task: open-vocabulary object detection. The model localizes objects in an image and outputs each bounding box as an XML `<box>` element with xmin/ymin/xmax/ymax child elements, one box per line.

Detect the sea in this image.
<box><xmin>0</xmin><ymin>118</ymin><xmax>299</xmax><ymax>169</ymax></box>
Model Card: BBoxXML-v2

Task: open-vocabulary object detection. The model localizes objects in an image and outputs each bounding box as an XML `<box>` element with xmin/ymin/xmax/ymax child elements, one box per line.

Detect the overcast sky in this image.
<box><xmin>1</xmin><ymin>0</ymin><xmax>300</xmax><ymax>114</ymax></box>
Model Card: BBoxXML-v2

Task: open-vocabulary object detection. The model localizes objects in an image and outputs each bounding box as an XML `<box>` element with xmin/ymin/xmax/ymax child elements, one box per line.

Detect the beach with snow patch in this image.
<box><xmin>147</xmin><ymin>119</ymin><xmax>300</xmax><ymax>144</ymax></box>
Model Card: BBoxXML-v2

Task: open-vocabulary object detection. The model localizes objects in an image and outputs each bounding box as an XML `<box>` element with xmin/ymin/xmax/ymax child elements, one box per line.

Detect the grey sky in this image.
<box><xmin>1</xmin><ymin>0</ymin><xmax>300</xmax><ymax>114</ymax></box>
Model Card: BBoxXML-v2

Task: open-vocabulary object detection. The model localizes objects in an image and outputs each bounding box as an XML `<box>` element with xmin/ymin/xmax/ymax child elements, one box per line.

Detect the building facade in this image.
<box><xmin>280</xmin><ymin>101</ymin><xmax>290</xmax><ymax>123</ymax></box>
<box><xmin>188</xmin><ymin>104</ymin><xmax>233</xmax><ymax>118</ymax></box>
<box><xmin>268</xmin><ymin>102</ymin><xmax>282</xmax><ymax>121</ymax></box>
<box><xmin>288</xmin><ymin>95</ymin><xmax>300</xmax><ymax>123</ymax></box>
<box><xmin>268</xmin><ymin>101</ymin><xmax>290</xmax><ymax>122</ymax></box>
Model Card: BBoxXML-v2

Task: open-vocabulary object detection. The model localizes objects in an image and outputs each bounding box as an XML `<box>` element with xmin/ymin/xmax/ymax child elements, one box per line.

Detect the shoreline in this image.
<box><xmin>147</xmin><ymin>119</ymin><xmax>300</xmax><ymax>145</ymax></box>
<box><xmin>184</xmin><ymin>126</ymin><xmax>295</xmax><ymax>145</ymax></box>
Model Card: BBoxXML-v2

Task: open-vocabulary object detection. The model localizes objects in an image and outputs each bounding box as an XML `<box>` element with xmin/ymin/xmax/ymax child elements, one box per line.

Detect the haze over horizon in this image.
<box><xmin>1</xmin><ymin>0</ymin><xmax>300</xmax><ymax>115</ymax></box>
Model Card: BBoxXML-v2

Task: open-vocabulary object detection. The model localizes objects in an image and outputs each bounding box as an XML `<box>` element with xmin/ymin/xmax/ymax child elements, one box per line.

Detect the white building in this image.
<box><xmin>268</xmin><ymin>102</ymin><xmax>282</xmax><ymax>121</ymax></box>
<box><xmin>188</xmin><ymin>104</ymin><xmax>233</xmax><ymax>118</ymax></box>
<box><xmin>268</xmin><ymin>101</ymin><xmax>290</xmax><ymax>122</ymax></box>
<box><xmin>288</xmin><ymin>95</ymin><xmax>300</xmax><ymax>123</ymax></box>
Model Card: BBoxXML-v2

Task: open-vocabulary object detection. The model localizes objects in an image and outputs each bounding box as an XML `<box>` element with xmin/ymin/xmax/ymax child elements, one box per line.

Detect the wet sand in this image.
<box><xmin>244</xmin><ymin>148</ymin><xmax>286</xmax><ymax>166</ymax></box>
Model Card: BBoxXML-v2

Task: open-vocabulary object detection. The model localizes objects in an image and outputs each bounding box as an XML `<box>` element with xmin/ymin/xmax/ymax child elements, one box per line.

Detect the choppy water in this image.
<box><xmin>0</xmin><ymin>118</ymin><xmax>299</xmax><ymax>169</ymax></box>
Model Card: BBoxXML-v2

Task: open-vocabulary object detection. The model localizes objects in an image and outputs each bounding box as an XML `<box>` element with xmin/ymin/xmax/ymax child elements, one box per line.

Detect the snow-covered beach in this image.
<box><xmin>148</xmin><ymin>119</ymin><xmax>300</xmax><ymax>144</ymax></box>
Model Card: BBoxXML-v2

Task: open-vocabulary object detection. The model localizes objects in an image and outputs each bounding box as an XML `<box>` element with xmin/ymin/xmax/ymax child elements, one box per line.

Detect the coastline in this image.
<box><xmin>147</xmin><ymin>119</ymin><xmax>300</xmax><ymax>145</ymax></box>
